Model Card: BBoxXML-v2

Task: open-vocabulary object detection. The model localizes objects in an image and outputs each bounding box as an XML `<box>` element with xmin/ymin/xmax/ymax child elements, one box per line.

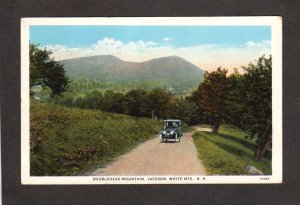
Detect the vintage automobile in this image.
<box><xmin>159</xmin><ymin>119</ymin><xmax>183</xmax><ymax>143</ymax></box>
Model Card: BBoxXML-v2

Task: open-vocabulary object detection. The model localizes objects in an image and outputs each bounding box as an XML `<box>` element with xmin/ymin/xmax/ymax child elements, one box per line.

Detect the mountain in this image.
<box><xmin>60</xmin><ymin>55</ymin><xmax>204</xmax><ymax>89</ymax></box>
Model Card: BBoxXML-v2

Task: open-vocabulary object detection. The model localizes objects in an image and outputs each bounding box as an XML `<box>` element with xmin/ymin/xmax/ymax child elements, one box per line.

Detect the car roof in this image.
<box><xmin>164</xmin><ymin>119</ymin><xmax>181</xmax><ymax>122</ymax></box>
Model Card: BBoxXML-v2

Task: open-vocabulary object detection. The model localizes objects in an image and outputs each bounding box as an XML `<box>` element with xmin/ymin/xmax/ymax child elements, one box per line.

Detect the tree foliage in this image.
<box><xmin>172</xmin><ymin>97</ymin><xmax>202</xmax><ymax>125</ymax></box>
<box><xmin>223</xmin><ymin>69</ymin><xmax>245</xmax><ymax>127</ymax></box>
<box><xmin>51</xmin><ymin>87</ymin><xmax>201</xmax><ymax>125</ymax></box>
<box><xmin>190</xmin><ymin>56</ymin><xmax>272</xmax><ymax>159</ymax></box>
<box><xmin>240</xmin><ymin>56</ymin><xmax>272</xmax><ymax>159</ymax></box>
<box><xmin>125</xmin><ymin>89</ymin><xmax>149</xmax><ymax>117</ymax></box>
<box><xmin>30</xmin><ymin>43</ymin><xmax>69</xmax><ymax>96</ymax></box>
<box><xmin>241</xmin><ymin>56</ymin><xmax>272</xmax><ymax>138</ymax></box>
<box><xmin>147</xmin><ymin>88</ymin><xmax>175</xmax><ymax>119</ymax></box>
<box><xmin>193</xmin><ymin>67</ymin><xmax>228</xmax><ymax>133</ymax></box>
<box><xmin>224</xmin><ymin>56</ymin><xmax>272</xmax><ymax>159</ymax></box>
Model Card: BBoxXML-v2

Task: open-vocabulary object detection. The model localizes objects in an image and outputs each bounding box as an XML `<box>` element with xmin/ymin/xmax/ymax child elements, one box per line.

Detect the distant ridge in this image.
<box><xmin>60</xmin><ymin>55</ymin><xmax>204</xmax><ymax>89</ymax></box>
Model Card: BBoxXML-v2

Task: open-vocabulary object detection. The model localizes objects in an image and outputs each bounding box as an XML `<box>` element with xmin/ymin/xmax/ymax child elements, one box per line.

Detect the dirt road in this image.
<box><xmin>92</xmin><ymin>127</ymin><xmax>208</xmax><ymax>176</ymax></box>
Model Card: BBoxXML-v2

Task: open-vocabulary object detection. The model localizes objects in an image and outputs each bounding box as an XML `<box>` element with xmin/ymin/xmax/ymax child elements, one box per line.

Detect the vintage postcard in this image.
<box><xmin>21</xmin><ymin>17</ymin><xmax>282</xmax><ymax>184</ymax></box>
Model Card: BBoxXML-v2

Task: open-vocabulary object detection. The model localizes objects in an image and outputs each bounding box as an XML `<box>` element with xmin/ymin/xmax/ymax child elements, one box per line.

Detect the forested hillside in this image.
<box><xmin>60</xmin><ymin>55</ymin><xmax>204</xmax><ymax>90</ymax></box>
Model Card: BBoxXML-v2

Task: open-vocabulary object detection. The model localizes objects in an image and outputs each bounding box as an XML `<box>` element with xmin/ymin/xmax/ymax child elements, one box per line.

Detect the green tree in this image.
<box><xmin>224</xmin><ymin>68</ymin><xmax>245</xmax><ymax>128</ymax></box>
<box><xmin>147</xmin><ymin>88</ymin><xmax>175</xmax><ymax>119</ymax></box>
<box><xmin>196</xmin><ymin>67</ymin><xmax>228</xmax><ymax>133</ymax></box>
<box><xmin>223</xmin><ymin>55</ymin><xmax>272</xmax><ymax>159</ymax></box>
<box><xmin>84</xmin><ymin>90</ymin><xmax>103</xmax><ymax>109</ymax></box>
<box><xmin>189</xmin><ymin>88</ymin><xmax>206</xmax><ymax>123</ymax></box>
<box><xmin>30</xmin><ymin>43</ymin><xmax>69</xmax><ymax>97</ymax></box>
<box><xmin>101</xmin><ymin>90</ymin><xmax>126</xmax><ymax>114</ymax></box>
<box><xmin>173</xmin><ymin>97</ymin><xmax>202</xmax><ymax>125</ymax></box>
<box><xmin>241</xmin><ymin>56</ymin><xmax>272</xmax><ymax>159</ymax></box>
<box><xmin>125</xmin><ymin>89</ymin><xmax>150</xmax><ymax>117</ymax></box>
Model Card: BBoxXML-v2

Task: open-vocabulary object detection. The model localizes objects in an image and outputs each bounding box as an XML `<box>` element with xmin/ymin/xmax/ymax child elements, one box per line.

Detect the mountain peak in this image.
<box><xmin>61</xmin><ymin>55</ymin><xmax>204</xmax><ymax>89</ymax></box>
<box><xmin>169</xmin><ymin>55</ymin><xmax>182</xmax><ymax>59</ymax></box>
<box><xmin>60</xmin><ymin>54</ymin><xmax>124</xmax><ymax>62</ymax></box>
<box><xmin>144</xmin><ymin>55</ymin><xmax>185</xmax><ymax>62</ymax></box>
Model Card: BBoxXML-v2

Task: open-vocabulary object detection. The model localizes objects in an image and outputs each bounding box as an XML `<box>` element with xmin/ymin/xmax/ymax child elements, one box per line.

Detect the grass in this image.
<box><xmin>182</xmin><ymin>124</ymin><xmax>196</xmax><ymax>132</ymax></box>
<box><xmin>193</xmin><ymin>124</ymin><xmax>272</xmax><ymax>175</ymax></box>
<box><xmin>30</xmin><ymin>100</ymin><xmax>161</xmax><ymax>176</ymax></box>
<box><xmin>197</xmin><ymin>124</ymin><xmax>212</xmax><ymax>129</ymax></box>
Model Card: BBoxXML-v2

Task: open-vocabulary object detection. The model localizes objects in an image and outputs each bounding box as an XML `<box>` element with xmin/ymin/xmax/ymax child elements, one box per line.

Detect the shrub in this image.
<box><xmin>30</xmin><ymin>100</ymin><xmax>161</xmax><ymax>176</ymax></box>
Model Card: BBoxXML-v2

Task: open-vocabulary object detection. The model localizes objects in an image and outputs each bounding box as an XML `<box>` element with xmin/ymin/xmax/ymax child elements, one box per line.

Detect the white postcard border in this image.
<box><xmin>21</xmin><ymin>17</ymin><xmax>282</xmax><ymax>184</ymax></box>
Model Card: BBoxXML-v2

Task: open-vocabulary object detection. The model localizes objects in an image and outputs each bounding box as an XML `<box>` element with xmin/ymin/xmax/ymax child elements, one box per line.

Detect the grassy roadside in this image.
<box><xmin>193</xmin><ymin>124</ymin><xmax>272</xmax><ymax>175</ymax></box>
<box><xmin>30</xmin><ymin>100</ymin><xmax>161</xmax><ymax>176</ymax></box>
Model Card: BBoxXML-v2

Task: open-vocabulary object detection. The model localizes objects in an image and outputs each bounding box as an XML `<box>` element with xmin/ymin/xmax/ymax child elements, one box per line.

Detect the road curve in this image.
<box><xmin>91</xmin><ymin>129</ymin><xmax>207</xmax><ymax>176</ymax></box>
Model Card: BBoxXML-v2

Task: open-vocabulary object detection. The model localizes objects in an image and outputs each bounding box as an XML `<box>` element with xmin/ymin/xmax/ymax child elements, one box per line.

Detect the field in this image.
<box><xmin>193</xmin><ymin>125</ymin><xmax>272</xmax><ymax>175</ymax></box>
<box><xmin>30</xmin><ymin>100</ymin><xmax>161</xmax><ymax>176</ymax></box>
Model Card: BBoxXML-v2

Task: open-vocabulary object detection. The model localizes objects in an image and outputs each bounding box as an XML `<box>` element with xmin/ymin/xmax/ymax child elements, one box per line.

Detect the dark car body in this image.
<box><xmin>159</xmin><ymin>119</ymin><xmax>183</xmax><ymax>142</ymax></box>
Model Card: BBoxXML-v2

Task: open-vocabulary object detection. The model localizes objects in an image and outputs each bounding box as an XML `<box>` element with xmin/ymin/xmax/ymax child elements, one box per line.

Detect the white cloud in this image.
<box><xmin>245</xmin><ymin>40</ymin><xmax>271</xmax><ymax>49</ymax></box>
<box><xmin>45</xmin><ymin>37</ymin><xmax>271</xmax><ymax>72</ymax></box>
<box><xmin>93</xmin><ymin>37</ymin><xmax>124</xmax><ymax>50</ymax></box>
<box><xmin>163</xmin><ymin>37</ymin><xmax>172</xmax><ymax>41</ymax></box>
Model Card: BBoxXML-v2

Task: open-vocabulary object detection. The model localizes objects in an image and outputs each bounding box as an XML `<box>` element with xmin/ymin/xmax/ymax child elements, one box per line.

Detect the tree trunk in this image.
<box><xmin>258</xmin><ymin>129</ymin><xmax>272</xmax><ymax>159</ymax></box>
<box><xmin>254</xmin><ymin>131</ymin><xmax>264</xmax><ymax>159</ymax></box>
<box><xmin>212</xmin><ymin>121</ymin><xmax>219</xmax><ymax>133</ymax></box>
<box><xmin>254</xmin><ymin>124</ymin><xmax>272</xmax><ymax>160</ymax></box>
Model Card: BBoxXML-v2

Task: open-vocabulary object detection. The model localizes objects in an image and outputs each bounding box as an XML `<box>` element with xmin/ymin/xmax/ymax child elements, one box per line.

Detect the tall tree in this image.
<box><xmin>196</xmin><ymin>67</ymin><xmax>228</xmax><ymax>133</ymax></box>
<box><xmin>30</xmin><ymin>43</ymin><xmax>69</xmax><ymax>97</ymax></box>
<box><xmin>241</xmin><ymin>55</ymin><xmax>272</xmax><ymax>159</ymax></box>
<box><xmin>224</xmin><ymin>68</ymin><xmax>245</xmax><ymax>128</ymax></box>
<box><xmin>223</xmin><ymin>55</ymin><xmax>272</xmax><ymax>159</ymax></box>
<box><xmin>189</xmin><ymin>86</ymin><xmax>206</xmax><ymax>123</ymax></box>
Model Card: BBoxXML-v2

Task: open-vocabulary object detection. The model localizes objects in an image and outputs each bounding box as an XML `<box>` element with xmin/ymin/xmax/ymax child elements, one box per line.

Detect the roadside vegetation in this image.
<box><xmin>193</xmin><ymin>124</ymin><xmax>271</xmax><ymax>175</ymax></box>
<box><xmin>34</xmin><ymin>87</ymin><xmax>203</xmax><ymax>125</ymax></box>
<box><xmin>191</xmin><ymin>56</ymin><xmax>272</xmax><ymax>160</ymax></box>
<box><xmin>30</xmin><ymin>100</ymin><xmax>161</xmax><ymax>176</ymax></box>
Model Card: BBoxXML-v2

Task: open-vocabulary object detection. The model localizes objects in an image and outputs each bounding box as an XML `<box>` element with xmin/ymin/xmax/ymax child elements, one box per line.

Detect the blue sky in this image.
<box><xmin>30</xmin><ymin>26</ymin><xmax>271</xmax><ymax>71</ymax></box>
<box><xmin>31</xmin><ymin>26</ymin><xmax>270</xmax><ymax>47</ymax></box>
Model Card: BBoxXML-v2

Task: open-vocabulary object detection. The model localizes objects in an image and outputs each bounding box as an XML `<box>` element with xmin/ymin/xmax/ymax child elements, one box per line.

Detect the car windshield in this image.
<box><xmin>165</xmin><ymin>121</ymin><xmax>179</xmax><ymax>128</ymax></box>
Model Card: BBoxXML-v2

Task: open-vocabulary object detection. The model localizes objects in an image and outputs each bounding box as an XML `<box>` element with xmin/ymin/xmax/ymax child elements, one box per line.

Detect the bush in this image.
<box><xmin>30</xmin><ymin>100</ymin><xmax>161</xmax><ymax>176</ymax></box>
